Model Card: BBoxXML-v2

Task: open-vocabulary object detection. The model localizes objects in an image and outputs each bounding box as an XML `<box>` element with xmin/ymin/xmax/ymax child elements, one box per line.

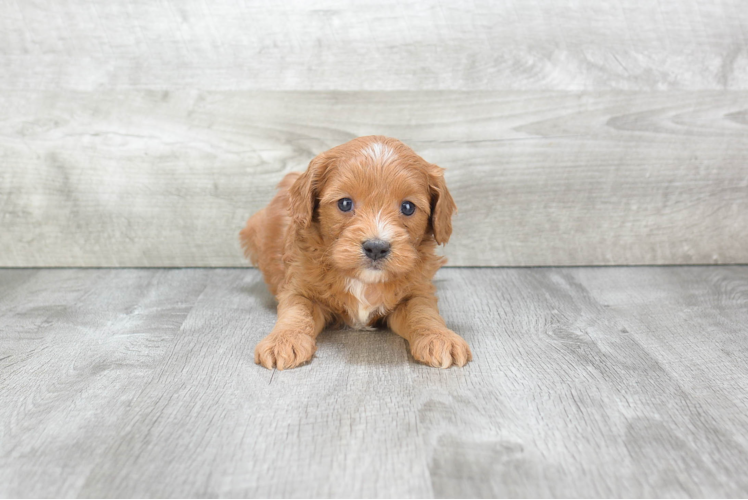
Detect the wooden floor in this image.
<box><xmin>1</xmin><ymin>267</ymin><xmax>747</xmax><ymax>498</ymax></box>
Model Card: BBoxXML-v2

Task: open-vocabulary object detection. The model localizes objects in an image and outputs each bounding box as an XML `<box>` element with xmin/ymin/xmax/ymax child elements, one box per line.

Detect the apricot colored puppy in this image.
<box><xmin>240</xmin><ymin>136</ymin><xmax>471</xmax><ymax>369</ymax></box>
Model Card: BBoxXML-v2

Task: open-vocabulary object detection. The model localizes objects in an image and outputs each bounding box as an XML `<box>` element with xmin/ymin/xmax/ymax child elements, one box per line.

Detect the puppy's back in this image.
<box><xmin>240</xmin><ymin>172</ymin><xmax>300</xmax><ymax>296</ymax></box>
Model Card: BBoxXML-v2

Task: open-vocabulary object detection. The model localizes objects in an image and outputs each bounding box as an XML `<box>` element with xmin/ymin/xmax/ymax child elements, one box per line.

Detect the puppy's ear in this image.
<box><xmin>289</xmin><ymin>152</ymin><xmax>331</xmax><ymax>228</ymax></box>
<box><xmin>427</xmin><ymin>164</ymin><xmax>457</xmax><ymax>244</ymax></box>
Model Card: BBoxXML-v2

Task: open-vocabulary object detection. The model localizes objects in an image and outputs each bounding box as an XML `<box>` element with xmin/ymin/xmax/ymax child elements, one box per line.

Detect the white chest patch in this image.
<box><xmin>345</xmin><ymin>278</ymin><xmax>385</xmax><ymax>329</ymax></box>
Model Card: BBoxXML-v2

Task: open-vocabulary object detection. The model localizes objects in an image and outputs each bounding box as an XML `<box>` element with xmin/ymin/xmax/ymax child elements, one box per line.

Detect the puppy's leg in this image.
<box><xmin>388</xmin><ymin>295</ymin><xmax>472</xmax><ymax>368</ymax></box>
<box><xmin>255</xmin><ymin>294</ymin><xmax>326</xmax><ymax>370</ymax></box>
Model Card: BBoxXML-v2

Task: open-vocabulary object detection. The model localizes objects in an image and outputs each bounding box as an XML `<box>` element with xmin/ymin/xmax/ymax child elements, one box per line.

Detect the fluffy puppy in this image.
<box><xmin>240</xmin><ymin>136</ymin><xmax>471</xmax><ymax>370</ymax></box>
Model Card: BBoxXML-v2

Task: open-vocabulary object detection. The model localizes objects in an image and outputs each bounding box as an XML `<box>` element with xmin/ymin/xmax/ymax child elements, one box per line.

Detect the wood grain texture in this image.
<box><xmin>1</xmin><ymin>0</ymin><xmax>747</xmax><ymax>91</ymax></box>
<box><xmin>1</xmin><ymin>90</ymin><xmax>747</xmax><ymax>266</ymax></box>
<box><xmin>1</xmin><ymin>267</ymin><xmax>748</xmax><ymax>497</ymax></box>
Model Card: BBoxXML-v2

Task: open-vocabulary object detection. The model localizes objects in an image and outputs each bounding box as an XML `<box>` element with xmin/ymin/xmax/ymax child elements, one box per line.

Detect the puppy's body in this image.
<box><xmin>241</xmin><ymin>136</ymin><xmax>471</xmax><ymax>369</ymax></box>
<box><xmin>242</xmin><ymin>172</ymin><xmax>443</xmax><ymax>330</ymax></box>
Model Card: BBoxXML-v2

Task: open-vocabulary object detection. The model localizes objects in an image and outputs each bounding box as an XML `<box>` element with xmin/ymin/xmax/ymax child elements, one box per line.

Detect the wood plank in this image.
<box><xmin>1</xmin><ymin>91</ymin><xmax>747</xmax><ymax>266</ymax></box>
<box><xmin>76</xmin><ymin>271</ymin><xmax>432</xmax><ymax>498</ymax></box>
<box><xmin>0</xmin><ymin>269</ymin><xmax>210</xmax><ymax>498</ymax></box>
<box><xmin>425</xmin><ymin>267</ymin><xmax>748</xmax><ymax>497</ymax></box>
<box><xmin>1</xmin><ymin>267</ymin><xmax>748</xmax><ymax>497</ymax></box>
<box><xmin>572</xmin><ymin>266</ymin><xmax>748</xmax><ymax>454</ymax></box>
<box><xmin>0</xmin><ymin>0</ymin><xmax>746</xmax><ymax>91</ymax></box>
<box><xmin>0</xmin><ymin>269</ymin><xmax>433</xmax><ymax>498</ymax></box>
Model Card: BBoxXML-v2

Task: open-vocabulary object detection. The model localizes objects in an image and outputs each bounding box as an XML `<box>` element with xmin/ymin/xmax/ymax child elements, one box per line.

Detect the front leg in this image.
<box><xmin>387</xmin><ymin>295</ymin><xmax>472</xmax><ymax>368</ymax></box>
<box><xmin>255</xmin><ymin>293</ymin><xmax>326</xmax><ymax>370</ymax></box>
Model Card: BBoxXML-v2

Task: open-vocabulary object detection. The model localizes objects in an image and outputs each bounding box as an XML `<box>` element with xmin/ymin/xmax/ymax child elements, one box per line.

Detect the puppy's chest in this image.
<box><xmin>343</xmin><ymin>279</ymin><xmax>392</xmax><ymax>329</ymax></box>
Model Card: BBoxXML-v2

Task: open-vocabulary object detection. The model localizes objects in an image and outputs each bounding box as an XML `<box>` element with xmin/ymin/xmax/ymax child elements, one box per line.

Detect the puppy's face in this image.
<box><xmin>289</xmin><ymin>137</ymin><xmax>456</xmax><ymax>283</ymax></box>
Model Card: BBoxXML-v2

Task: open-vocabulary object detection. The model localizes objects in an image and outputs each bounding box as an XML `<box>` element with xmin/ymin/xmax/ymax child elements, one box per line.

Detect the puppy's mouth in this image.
<box><xmin>365</xmin><ymin>260</ymin><xmax>385</xmax><ymax>271</ymax></box>
<box><xmin>357</xmin><ymin>261</ymin><xmax>388</xmax><ymax>283</ymax></box>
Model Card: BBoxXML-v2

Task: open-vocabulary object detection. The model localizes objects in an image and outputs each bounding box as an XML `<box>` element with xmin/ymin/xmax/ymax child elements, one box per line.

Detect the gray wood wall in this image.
<box><xmin>1</xmin><ymin>0</ymin><xmax>746</xmax><ymax>267</ymax></box>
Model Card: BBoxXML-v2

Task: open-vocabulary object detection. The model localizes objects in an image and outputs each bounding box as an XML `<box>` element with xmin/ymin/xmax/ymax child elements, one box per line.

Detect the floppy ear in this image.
<box><xmin>427</xmin><ymin>164</ymin><xmax>457</xmax><ymax>244</ymax></box>
<box><xmin>288</xmin><ymin>152</ymin><xmax>330</xmax><ymax>228</ymax></box>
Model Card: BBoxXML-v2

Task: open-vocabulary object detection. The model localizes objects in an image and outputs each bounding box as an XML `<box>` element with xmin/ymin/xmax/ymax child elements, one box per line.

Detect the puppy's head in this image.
<box><xmin>289</xmin><ymin>136</ymin><xmax>456</xmax><ymax>283</ymax></box>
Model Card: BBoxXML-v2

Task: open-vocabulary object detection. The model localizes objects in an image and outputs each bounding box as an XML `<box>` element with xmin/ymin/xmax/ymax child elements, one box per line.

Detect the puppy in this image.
<box><xmin>240</xmin><ymin>136</ymin><xmax>472</xmax><ymax>369</ymax></box>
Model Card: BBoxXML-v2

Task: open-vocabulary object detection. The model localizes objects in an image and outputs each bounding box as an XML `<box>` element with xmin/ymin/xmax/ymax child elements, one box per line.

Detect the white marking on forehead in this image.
<box><xmin>362</xmin><ymin>142</ymin><xmax>396</xmax><ymax>164</ymax></box>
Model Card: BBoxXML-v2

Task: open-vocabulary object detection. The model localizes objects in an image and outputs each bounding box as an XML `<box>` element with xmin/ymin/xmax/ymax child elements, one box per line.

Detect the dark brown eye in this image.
<box><xmin>338</xmin><ymin>198</ymin><xmax>353</xmax><ymax>212</ymax></box>
<box><xmin>401</xmin><ymin>201</ymin><xmax>415</xmax><ymax>216</ymax></box>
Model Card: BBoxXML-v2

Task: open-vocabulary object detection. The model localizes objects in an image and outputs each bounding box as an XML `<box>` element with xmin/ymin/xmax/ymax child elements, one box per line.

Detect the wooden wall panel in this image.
<box><xmin>1</xmin><ymin>0</ymin><xmax>747</xmax><ymax>266</ymax></box>
<box><xmin>0</xmin><ymin>0</ymin><xmax>746</xmax><ymax>91</ymax></box>
<box><xmin>1</xmin><ymin>91</ymin><xmax>746</xmax><ymax>266</ymax></box>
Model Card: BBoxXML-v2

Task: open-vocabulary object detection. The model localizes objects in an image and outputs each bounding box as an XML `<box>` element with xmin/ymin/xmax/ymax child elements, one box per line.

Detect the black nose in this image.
<box><xmin>362</xmin><ymin>239</ymin><xmax>391</xmax><ymax>261</ymax></box>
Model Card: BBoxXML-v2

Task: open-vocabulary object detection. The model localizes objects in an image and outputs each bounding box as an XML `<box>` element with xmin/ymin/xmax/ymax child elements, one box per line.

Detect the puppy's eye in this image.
<box><xmin>401</xmin><ymin>201</ymin><xmax>416</xmax><ymax>216</ymax></box>
<box><xmin>338</xmin><ymin>198</ymin><xmax>353</xmax><ymax>212</ymax></box>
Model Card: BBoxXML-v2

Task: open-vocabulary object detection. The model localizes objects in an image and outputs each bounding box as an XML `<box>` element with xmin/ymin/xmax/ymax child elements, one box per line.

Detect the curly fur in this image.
<box><xmin>240</xmin><ymin>136</ymin><xmax>472</xmax><ymax>369</ymax></box>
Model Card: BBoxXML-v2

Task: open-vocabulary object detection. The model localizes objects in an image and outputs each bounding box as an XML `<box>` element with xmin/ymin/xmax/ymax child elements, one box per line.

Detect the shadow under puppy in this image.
<box><xmin>240</xmin><ymin>136</ymin><xmax>472</xmax><ymax>369</ymax></box>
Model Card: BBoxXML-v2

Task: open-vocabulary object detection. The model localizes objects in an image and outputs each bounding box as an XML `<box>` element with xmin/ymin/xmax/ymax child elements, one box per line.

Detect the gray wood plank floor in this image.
<box><xmin>1</xmin><ymin>267</ymin><xmax>747</xmax><ymax>497</ymax></box>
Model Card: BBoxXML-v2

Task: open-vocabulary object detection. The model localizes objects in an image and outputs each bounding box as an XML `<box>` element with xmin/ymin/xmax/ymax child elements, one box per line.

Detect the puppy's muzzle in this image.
<box><xmin>362</xmin><ymin>239</ymin><xmax>390</xmax><ymax>261</ymax></box>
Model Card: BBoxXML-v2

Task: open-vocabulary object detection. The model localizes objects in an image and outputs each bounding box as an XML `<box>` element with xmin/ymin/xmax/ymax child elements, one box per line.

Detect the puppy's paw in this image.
<box><xmin>410</xmin><ymin>329</ymin><xmax>472</xmax><ymax>368</ymax></box>
<box><xmin>254</xmin><ymin>332</ymin><xmax>317</xmax><ymax>370</ymax></box>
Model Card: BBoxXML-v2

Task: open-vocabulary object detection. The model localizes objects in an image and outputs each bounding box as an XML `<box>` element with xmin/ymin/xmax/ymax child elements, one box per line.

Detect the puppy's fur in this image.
<box><xmin>240</xmin><ymin>136</ymin><xmax>472</xmax><ymax>369</ymax></box>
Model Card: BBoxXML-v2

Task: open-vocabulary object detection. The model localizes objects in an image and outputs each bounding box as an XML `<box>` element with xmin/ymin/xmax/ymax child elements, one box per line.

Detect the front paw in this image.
<box><xmin>254</xmin><ymin>332</ymin><xmax>317</xmax><ymax>370</ymax></box>
<box><xmin>410</xmin><ymin>329</ymin><xmax>472</xmax><ymax>368</ymax></box>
